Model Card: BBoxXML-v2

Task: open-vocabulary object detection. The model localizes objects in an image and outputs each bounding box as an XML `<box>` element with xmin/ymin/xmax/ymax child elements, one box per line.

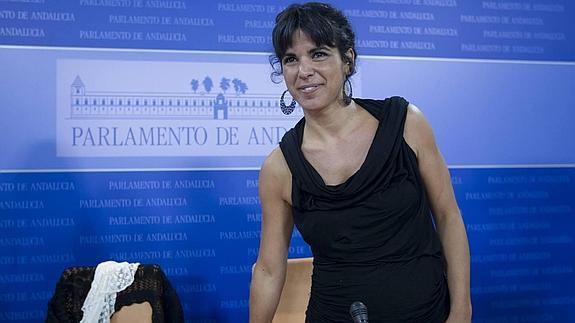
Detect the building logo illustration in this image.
<box><xmin>70</xmin><ymin>75</ymin><xmax>302</xmax><ymax>120</ymax></box>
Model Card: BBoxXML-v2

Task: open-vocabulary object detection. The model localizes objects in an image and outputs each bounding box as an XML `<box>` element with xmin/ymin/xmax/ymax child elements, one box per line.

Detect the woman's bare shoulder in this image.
<box><xmin>261</xmin><ymin>148</ymin><xmax>290</xmax><ymax>177</ymax></box>
<box><xmin>260</xmin><ymin>147</ymin><xmax>292</xmax><ymax>203</ymax></box>
<box><xmin>403</xmin><ymin>103</ymin><xmax>437</xmax><ymax>159</ymax></box>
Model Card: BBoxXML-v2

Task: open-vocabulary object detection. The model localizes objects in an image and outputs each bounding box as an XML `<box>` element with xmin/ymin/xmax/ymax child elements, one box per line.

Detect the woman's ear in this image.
<box><xmin>344</xmin><ymin>48</ymin><xmax>355</xmax><ymax>75</ymax></box>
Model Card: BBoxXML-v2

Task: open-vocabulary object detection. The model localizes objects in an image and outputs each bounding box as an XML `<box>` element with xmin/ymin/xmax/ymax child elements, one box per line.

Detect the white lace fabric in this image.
<box><xmin>80</xmin><ymin>261</ymin><xmax>140</xmax><ymax>323</ymax></box>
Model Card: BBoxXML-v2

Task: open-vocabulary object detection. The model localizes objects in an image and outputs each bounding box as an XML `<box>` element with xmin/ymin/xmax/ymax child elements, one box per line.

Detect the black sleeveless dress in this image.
<box><xmin>279</xmin><ymin>97</ymin><xmax>450</xmax><ymax>322</ymax></box>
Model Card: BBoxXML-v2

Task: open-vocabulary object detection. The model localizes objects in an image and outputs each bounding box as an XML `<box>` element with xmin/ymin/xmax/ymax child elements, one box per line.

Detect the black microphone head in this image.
<box><xmin>349</xmin><ymin>301</ymin><xmax>369</xmax><ymax>323</ymax></box>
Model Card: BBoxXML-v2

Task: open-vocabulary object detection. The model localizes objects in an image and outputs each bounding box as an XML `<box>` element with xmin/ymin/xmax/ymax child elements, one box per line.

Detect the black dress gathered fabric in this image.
<box><xmin>279</xmin><ymin>97</ymin><xmax>450</xmax><ymax>323</ymax></box>
<box><xmin>45</xmin><ymin>264</ymin><xmax>184</xmax><ymax>323</ymax></box>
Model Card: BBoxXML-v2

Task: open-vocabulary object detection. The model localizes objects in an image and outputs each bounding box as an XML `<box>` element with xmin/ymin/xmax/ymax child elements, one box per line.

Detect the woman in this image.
<box><xmin>250</xmin><ymin>2</ymin><xmax>471</xmax><ymax>322</ymax></box>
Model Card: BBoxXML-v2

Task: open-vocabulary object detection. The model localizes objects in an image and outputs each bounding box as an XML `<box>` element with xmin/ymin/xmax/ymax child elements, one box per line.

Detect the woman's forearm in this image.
<box><xmin>436</xmin><ymin>212</ymin><xmax>472</xmax><ymax>318</ymax></box>
<box><xmin>249</xmin><ymin>263</ymin><xmax>286</xmax><ymax>323</ymax></box>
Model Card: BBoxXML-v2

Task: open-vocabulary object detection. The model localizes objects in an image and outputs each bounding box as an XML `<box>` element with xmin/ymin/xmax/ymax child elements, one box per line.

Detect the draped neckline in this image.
<box><xmin>295</xmin><ymin>98</ymin><xmax>384</xmax><ymax>192</ymax></box>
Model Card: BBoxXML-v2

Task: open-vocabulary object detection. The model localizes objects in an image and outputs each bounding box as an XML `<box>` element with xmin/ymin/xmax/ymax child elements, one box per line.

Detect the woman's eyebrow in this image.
<box><xmin>308</xmin><ymin>46</ymin><xmax>331</xmax><ymax>54</ymax></box>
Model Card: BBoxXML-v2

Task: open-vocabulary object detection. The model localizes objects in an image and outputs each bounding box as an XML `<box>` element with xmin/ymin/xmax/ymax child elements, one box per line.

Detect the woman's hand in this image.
<box><xmin>445</xmin><ymin>306</ymin><xmax>472</xmax><ymax>323</ymax></box>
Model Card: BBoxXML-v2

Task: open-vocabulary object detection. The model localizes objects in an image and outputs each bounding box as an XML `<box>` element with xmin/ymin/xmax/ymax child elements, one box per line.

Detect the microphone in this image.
<box><xmin>349</xmin><ymin>301</ymin><xmax>369</xmax><ymax>323</ymax></box>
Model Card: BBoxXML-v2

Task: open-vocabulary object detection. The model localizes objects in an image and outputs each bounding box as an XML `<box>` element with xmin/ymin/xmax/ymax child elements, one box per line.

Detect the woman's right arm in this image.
<box><xmin>249</xmin><ymin>148</ymin><xmax>294</xmax><ymax>323</ymax></box>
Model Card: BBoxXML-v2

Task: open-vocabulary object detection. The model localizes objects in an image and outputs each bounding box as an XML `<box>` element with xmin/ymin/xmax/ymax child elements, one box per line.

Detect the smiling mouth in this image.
<box><xmin>298</xmin><ymin>84</ymin><xmax>321</xmax><ymax>93</ymax></box>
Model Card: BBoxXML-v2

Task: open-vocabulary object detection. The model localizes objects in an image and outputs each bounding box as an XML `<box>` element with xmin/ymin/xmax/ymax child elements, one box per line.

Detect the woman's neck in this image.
<box><xmin>303</xmin><ymin>100</ymin><xmax>359</xmax><ymax>143</ymax></box>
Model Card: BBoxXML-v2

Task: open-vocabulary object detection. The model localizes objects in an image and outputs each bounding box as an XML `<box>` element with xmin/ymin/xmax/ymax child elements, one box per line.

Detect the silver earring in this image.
<box><xmin>343</xmin><ymin>78</ymin><xmax>353</xmax><ymax>105</ymax></box>
<box><xmin>280</xmin><ymin>90</ymin><xmax>296</xmax><ymax>115</ymax></box>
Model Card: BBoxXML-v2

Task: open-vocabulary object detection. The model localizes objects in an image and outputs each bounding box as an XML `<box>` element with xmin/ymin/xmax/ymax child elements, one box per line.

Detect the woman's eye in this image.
<box><xmin>283</xmin><ymin>56</ymin><xmax>296</xmax><ymax>64</ymax></box>
<box><xmin>312</xmin><ymin>51</ymin><xmax>328</xmax><ymax>59</ymax></box>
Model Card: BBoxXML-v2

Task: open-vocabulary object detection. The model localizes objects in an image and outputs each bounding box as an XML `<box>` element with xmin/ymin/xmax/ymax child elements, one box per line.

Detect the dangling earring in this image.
<box><xmin>343</xmin><ymin>78</ymin><xmax>353</xmax><ymax>105</ymax></box>
<box><xmin>279</xmin><ymin>90</ymin><xmax>296</xmax><ymax>115</ymax></box>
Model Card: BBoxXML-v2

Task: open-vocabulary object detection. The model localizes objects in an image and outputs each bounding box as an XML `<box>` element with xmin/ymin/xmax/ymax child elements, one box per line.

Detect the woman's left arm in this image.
<box><xmin>404</xmin><ymin>103</ymin><xmax>472</xmax><ymax>322</ymax></box>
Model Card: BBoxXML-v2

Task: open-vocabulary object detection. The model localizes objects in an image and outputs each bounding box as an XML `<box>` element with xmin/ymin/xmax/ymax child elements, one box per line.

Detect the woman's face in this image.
<box><xmin>281</xmin><ymin>30</ymin><xmax>351</xmax><ymax>112</ymax></box>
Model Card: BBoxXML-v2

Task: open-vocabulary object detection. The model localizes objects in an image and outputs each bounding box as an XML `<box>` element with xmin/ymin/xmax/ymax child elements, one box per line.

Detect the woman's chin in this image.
<box><xmin>297</xmin><ymin>96</ymin><xmax>328</xmax><ymax>111</ymax></box>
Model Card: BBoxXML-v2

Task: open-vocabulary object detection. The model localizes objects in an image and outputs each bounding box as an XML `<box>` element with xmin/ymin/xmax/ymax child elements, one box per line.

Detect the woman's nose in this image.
<box><xmin>298</xmin><ymin>59</ymin><xmax>314</xmax><ymax>78</ymax></box>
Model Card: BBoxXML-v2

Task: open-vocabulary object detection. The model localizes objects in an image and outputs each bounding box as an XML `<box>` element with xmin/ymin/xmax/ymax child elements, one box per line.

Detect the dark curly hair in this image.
<box><xmin>270</xmin><ymin>2</ymin><xmax>357</xmax><ymax>83</ymax></box>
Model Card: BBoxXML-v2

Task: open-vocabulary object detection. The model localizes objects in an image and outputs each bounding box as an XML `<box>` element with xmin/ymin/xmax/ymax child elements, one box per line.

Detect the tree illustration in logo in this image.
<box><xmin>203</xmin><ymin>76</ymin><xmax>213</xmax><ymax>93</ymax></box>
<box><xmin>220</xmin><ymin>77</ymin><xmax>231</xmax><ymax>93</ymax></box>
<box><xmin>190</xmin><ymin>76</ymin><xmax>248</xmax><ymax>96</ymax></box>
<box><xmin>238</xmin><ymin>81</ymin><xmax>248</xmax><ymax>94</ymax></box>
<box><xmin>190</xmin><ymin>79</ymin><xmax>199</xmax><ymax>93</ymax></box>
<box><xmin>232</xmin><ymin>78</ymin><xmax>248</xmax><ymax>95</ymax></box>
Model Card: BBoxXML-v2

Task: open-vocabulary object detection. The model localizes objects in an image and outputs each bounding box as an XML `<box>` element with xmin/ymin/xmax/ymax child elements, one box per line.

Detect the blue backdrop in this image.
<box><xmin>0</xmin><ymin>1</ymin><xmax>574</xmax><ymax>322</ymax></box>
